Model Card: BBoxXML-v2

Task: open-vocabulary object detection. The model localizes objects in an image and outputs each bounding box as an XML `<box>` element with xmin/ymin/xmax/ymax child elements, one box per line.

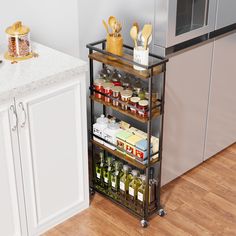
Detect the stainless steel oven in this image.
<box><xmin>155</xmin><ymin>0</ymin><xmax>217</xmax><ymax>47</ymax></box>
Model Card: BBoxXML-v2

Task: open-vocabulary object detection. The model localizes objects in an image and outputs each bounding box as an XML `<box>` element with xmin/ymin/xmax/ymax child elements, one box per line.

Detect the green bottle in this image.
<box><xmin>119</xmin><ymin>165</ymin><xmax>132</xmax><ymax>199</ymax></box>
<box><xmin>95</xmin><ymin>152</ymin><xmax>105</xmax><ymax>185</ymax></box>
<box><xmin>137</xmin><ymin>175</ymin><xmax>146</xmax><ymax>209</ymax></box>
<box><xmin>111</xmin><ymin>161</ymin><xmax>122</xmax><ymax>192</ymax></box>
<box><xmin>103</xmin><ymin>156</ymin><xmax>114</xmax><ymax>188</ymax></box>
<box><xmin>149</xmin><ymin>167</ymin><xmax>157</xmax><ymax>205</ymax></box>
<box><xmin>128</xmin><ymin>169</ymin><xmax>141</xmax><ymax>202</ymax></box>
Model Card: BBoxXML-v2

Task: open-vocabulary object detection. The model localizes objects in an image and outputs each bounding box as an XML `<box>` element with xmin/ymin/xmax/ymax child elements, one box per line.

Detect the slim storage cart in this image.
<box><xmin>87</xmin><ymin>39</ymin><xmax>168</xmax><ymax>227</ymax></box>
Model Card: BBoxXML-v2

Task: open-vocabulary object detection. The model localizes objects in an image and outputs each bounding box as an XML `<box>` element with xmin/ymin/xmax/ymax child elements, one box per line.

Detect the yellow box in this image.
<box><xmin>125</xmin><ymin>135</ymin><xmax>143</xmax><ymax>159</ymax></box>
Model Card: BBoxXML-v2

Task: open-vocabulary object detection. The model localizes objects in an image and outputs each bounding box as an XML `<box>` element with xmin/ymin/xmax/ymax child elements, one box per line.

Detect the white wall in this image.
<box><xmin>0</xmin><ymin>0</ymin><xmax>80</xmax><ymax>57</ymax></box>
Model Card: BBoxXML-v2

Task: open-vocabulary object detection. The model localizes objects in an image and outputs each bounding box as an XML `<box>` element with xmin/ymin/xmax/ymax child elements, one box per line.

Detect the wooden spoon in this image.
<box><xmin>142</xmin><ymin>24</ymin><xmax>152</xmax><ymax>50</ymax></box>
<box><xmin>102</xmin><ymin>20</ymin><xmax>110</xmax><ymax>35</ymax></box>
<box><xmin>108</xmin><ymin>16</ymin><xmax>117</xmax><ymax>35</ymax></box>
<box><xmin>133</xmin><ymin>22</ymin><xmax>139</xmax><ymax>34</ymax></box>
<box><xmin>130</xmin><ymin>25</ymin><xmax>138</xmax><ymax>48</ymax></box>
<box><xmin>114</xmin><ymin>21</ymin><xmax>122</xmax><ymax>37</ymax></box>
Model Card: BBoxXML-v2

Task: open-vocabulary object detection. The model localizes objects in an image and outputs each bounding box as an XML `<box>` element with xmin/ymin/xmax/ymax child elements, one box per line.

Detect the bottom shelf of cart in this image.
<box><xmin>91</xmin><ymin>184</ymin><xmax>159</xmax><ymax>220</ymax></box>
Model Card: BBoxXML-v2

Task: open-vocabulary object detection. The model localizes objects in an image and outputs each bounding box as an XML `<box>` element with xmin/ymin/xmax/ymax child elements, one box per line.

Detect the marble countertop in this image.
<box><xmin>0</xmin><ymin>43</ymin><xmax>88</xmax><ymax>103</ymax></box>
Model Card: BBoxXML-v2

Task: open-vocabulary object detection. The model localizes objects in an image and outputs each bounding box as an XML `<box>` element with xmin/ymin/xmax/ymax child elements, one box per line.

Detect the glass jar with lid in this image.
<box><xmin>5</xmin><ymin>21</ymin><xmax>33</xmax><ymax>61</ymax></box>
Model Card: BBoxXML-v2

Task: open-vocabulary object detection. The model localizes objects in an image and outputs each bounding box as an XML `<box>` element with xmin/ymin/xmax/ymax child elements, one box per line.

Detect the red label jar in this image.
<box><xmin>120</xmin><ymin>90</ymin><xmax>133</xmax><ymax>110</ymax></box>
<box><xmin>94</xmin><ymin>79</ymin><xmax>105</xmax><ymax>99</ymax></box>
<box><xmin>129</xmin><ymin>97</ymin><xmax>140</xmax><ymax>114</ymax></box>
<box><xmin>111</xmin><ymin>86</ymin><xmax>124</xmax><ymax>107</ymax></box>
<box><xmin>138</xmin><ymin>100</ymin><xmax>149</xmax><ymax>118</ymax></box>
<box><xmin>103</xmin><ymin>82</ymin><xmax>113</xmax><ymax>103</ymax></box>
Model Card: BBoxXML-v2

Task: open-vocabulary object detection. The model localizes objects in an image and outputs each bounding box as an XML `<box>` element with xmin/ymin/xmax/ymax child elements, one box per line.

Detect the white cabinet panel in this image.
<box><xmin>18</xmin><ymin>79</ymin><xmax>89</xmax><ymax>235</ymax></box>
<box><xmin>216</xmin><ymin>0</ymin><xmax>236</xmax><ymax>30</ymax></box>
<box><xmin>0</xmin><ymin>103</ymin><xmax>25</xmax><ymax>236</ymax></box>
<box><xmin>204</xmin><ymin>32</ymin><xmax>236</xmax><ymax>159</ymax></box>
<box><xmin>162</xmin><ymin>42</ymin><xmax>214</xmax><ymax>185</ymax></box>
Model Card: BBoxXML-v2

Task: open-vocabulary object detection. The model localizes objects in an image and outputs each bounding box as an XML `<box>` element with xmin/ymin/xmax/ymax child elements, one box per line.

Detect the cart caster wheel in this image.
<box><xmin>90</xmin><ymin>187</ymin><xmax>95</xmax><ymax>196</ymax></box>
<box><xmin>140</xmin><ymin>220</ymin><xmax>148</xmax><ymax>228</ymax></box>
<box><xmin>158</xmin><ymin>209</ymin><xmax>166</xmax><ymax>217</ymax></box>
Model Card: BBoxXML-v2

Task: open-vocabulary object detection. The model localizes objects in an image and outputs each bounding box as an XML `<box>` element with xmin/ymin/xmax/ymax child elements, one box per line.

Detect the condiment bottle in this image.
<box><xmin>111</xmin><ymin>161</ymin><xmax>122</xmax><ymax>193</ymax></box>
<box><xmin>137</xmin><ymin>175</ymin><xmax>146</xmax><ymax>211</ymax></box>
<box><xmin>93</xmin><ymin>114</ymin><xmax>109</xmax><ymax>144</ymax></box>
<box><xmin>149</xmin><ymin>167</ymin><xmax>157</xmax><ymax>205</ymax></box>
<box><xmin>119</xmin><ymin>165</ymin><xmax>132</xmax><ymax>199</ymax></box>
<box><xmin>110</xmin><ymin>69</ymin><xmax>122</xmax><ymax>86</ymax></box>
<box><xmin>95</xmin><ymin>151</ymin><xmax>105</xmax><ymax>186</ymax></box>
<box><xmin>103</xmin><ymin>156</ymin><xmax>114</xmax><ymax>188</ymax></box>
<box><xmin>128</xmin><ymin>169</ymin><xmax>141</xmax><ymax>203</ymax></box>
<box><xmin>103</xmin><ymin>120</ymin><xmax>121</xmax><ymax>150</ymax></box>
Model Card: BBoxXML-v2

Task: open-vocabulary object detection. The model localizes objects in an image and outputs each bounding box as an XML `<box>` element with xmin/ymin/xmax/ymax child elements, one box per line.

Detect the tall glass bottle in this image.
<box><xmin>128</xmin><ymin>169</ymin><xmax>141</xmax><ymax>203</ymax></box>
<box><xmin>149</xmin><ymin>167</ymin><xmax>157</xmax><ymax>206</ymax></box>
<box><xmin>119</xmin><ymin>165</ymin><xmax>132</xmax><ymax>199</ymax></box>
<box><xmin>95</xmin><ymin>151</ymin><xmax>105</xmax><ymax>186</ymax></box>
<box><xmin>137</xmin><ymin>175</ymin><xmax>146</xmax><ymax>209</ymax></box>
<box><xmin>103</xmin><ymin>156</ymin><xmax>114</xmax><ymax>188</ymax></box>
<box><xmin>111</xmin><ymin>161</ymin><xmax>122</xmax><ymax>192</ymax></box>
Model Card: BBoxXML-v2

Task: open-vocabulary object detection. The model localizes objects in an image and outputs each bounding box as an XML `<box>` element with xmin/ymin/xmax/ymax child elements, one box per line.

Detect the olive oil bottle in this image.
<box><xmin>95</xmin><ymin>151</ymin><xmax>105</xmax><ymax>186</ymax></box>
<box><xmin>137</xmin><ymin>175</ymin><xmax>146</xmax><ymax>209</ymax></box>
<box><xmin>119</xmin><ymin>165</ymin><xmax>132</xmax><ymax>199</ymax></box>
<box><xmin>128</xmin><ymin>169</ymin><xmax>141</xmax><ymax>203</ymax></box>
<box><xmin>149</xmin><ymin>167</ymin><xmax>157</xmax><ymax>205</ymax></box>
<box><xmin>103</xmin><ymin>156</ymin><xmax>114</xmax><ymax>188</ymax></box>
<box><xmin>111</xmin><ymin>161</ymin><xmax>122</xmax><ymax>192</ymax></box>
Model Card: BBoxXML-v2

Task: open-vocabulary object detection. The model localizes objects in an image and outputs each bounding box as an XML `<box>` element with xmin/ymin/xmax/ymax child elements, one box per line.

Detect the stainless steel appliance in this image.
<box><xmin>155</xmin><ymin>0</ymin><xmax>217</xmax><ymax>48</ymax></box>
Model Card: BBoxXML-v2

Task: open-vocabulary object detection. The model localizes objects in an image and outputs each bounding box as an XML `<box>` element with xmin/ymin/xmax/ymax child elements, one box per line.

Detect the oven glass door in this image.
<box><xmin>176</xmin><ymin>0</ymin><xmax>209</xmax><ymax>36</ymax></box>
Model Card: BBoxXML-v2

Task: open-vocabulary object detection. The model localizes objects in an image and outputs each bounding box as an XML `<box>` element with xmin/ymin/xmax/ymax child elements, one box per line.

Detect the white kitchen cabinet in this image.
<box><xmin>16</xmin><ymin>79</ymin><xmax>89</xmax><ymax>235</ymax></box>
<box><xmin>162</xmin><ymin>42</ymin><xmax>214</xmax><ymax>185</ymax></box>
<box><xmin>204</xmin><ymin>32</ymin><xmax>236</xmax><ymax>159</ymax></box>
<box><xmin>0</xmin><ymin>102</ymin><xmax>27</xmax><ymax>236</ymax></box>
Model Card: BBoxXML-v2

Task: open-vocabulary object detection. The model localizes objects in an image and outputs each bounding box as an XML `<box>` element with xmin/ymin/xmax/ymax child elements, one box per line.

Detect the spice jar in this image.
<box><xmin>103</xmin><ymin>82</ymin><xmax>113</xmax><ymax>103</ymax></box>
<box><xmin>99</xmin><ymin>65</ymin><xmax>112</xmax><ymax>81</ymax></box>
<box><xmin>110</xmin><ymin>69</ymin><xmax>122</xmax><ymax>86</ymax></box>
<box><xmin>129</xmin><ymin>97</ymin><xmax>140</xmax><ymax>114</ymax></box>
<box><xmin>120</xmin><ymin>90</ymin><xmax>133</xmax><ymax>110</ymax></box>
<box><xmin>5</xmin><ymin>21</ymin><xmax>33</xmax><ymax>61</ymax></box>
<box><xmin>111</xmin><ymin>86</ymin><xmax>123</xmax><ymax>107</ymax></box>
<box><xmin>94</xmin><ymin>79</ymin><xmax>105</xmax><ymax>99</ymax></box>
<box><xmin>138</xmin><ymin>100</ymin><xmax>149</xmax><ymax>118</ymax></box>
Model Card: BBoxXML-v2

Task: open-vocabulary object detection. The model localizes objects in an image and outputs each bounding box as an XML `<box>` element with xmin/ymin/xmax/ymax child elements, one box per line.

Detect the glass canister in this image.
<box><xmin>111</xmin><ymin>86</ymin><xmax>123</xmax><ymax>107</ymax></box>
<box><xmin>120</xmin><ymin>90</ymin><xmax>133</xmax><ymax>110</ymax></box>
<box><xmin>103</xmin><ymin>82</ymin><xmax>113</xmax><ymax>103</ymax></box>
<box><xmin>129</xmin><ymin>97</ymin><xmax>140</xmax><ymax>114</ymax></box>
<box><xmin>5</xmin><ymin>21</ymin><xmax>33</xmax><ymax>61</ymax></box>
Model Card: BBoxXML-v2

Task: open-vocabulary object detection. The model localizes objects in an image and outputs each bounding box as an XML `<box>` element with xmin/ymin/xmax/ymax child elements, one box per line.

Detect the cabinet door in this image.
<box><xmin>162</xmin><ymin>42</ymin><xmax>214</xmax><ymax>185</ymax></box>
<box><xmin>17</xmin><ymin>78</ymin><xmax>89</xmax><ymax>235</ymax></box>
<box><xmin>204</xmin><ymin>32</ymin><xmax>236</xmax><ymax>159</ymax></box>
<box><xmin>0</xmin><ymin>103</ymin><xmax>27</xmax><ymax>236</ymax></box>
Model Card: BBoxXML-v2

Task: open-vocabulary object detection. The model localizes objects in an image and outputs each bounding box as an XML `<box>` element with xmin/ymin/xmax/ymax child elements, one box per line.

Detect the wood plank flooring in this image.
<box><xmin>43</xmin><ymin>143</ymin><xmax>236</xmax><ymax>236</ymax></box>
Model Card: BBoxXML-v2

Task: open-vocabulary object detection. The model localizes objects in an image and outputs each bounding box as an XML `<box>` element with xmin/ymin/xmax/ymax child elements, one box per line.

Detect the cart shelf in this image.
<box><xmin>91</xmin><ymin>139</ymin><xmax>159</xmax><ymax>170</ymax></box>
<box><xmin>90</xmin><ymin>95</ymin><xmax>161</xmax><ymax>123</ymax></box>
<box><xmin>88</xmin><ymin>52</ymin><xmax>165</xmax><ymax>79</ymax></box>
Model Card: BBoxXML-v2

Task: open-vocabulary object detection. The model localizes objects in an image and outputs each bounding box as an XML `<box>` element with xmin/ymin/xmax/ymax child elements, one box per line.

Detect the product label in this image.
<box><xmin>112</xmin><ymin>181</ymin><xmax>116</xmax><ymax>188</ymax></box>
<box><xmin>138</xmin><ymin>192</ymin><xmax>143</xmax><ymax>202</ymax></box>
<box><xmin>120</xmin><ymin>182</ymin><xmax>125</xmax><ymax>191</ymax></box>
<box><xmin>104</xmin><ymin>177</ymin><xmax>108</xmax><ymax>183</ymax></box>
<box><xmin>96</xmin><ymin>173</ymin><xmax>100</xmax><ymax>179</ymax></box>
<box><xmin>129</xmin><ymin>187</ymin><xmax>134</xmax><ymax>196</ymax></box>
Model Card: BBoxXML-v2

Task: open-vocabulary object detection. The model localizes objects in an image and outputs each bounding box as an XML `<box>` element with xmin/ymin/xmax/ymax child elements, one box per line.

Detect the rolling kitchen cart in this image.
<box><xmin>87</xmin><ymin>39</ymin><xmax>168</xmax><ymax>228</ymax></box>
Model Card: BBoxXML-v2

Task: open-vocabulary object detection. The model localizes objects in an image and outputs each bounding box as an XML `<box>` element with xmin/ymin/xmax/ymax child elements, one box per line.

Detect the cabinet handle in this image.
<box><xmin>10</xmin><ymin>105</ymin><xmax>18</xmax><ymax>132</ymax></box>
<box><xmin>18</xmin><ymin>102</ymin><xmax>27</xmax><ymax>128</ymax></box>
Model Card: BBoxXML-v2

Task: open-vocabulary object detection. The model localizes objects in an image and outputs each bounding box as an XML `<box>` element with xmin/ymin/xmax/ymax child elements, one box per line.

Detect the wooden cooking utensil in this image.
<box><xmin>130</xmin><ymin>25</ymin><xmax>138</xmax><ymax>48</ymax></box>
<box><xmin>108</xmin><ymin>16</ymin><xmax>117</xmax><ymax>35</ymax></box>
<box><xmin>133</xmin><ymin>22</ymin><xmax>139</xmax><ymax>34</ymax></box>
<box><xmin>114</xmin><ymin>21</ymin><xmax>122</xmax><ymax>37</ymax></box>
<box><xmin>102</xmin><ymin>20</ymin><xmax>110</xmax><ymax>35</ymax></box>
<box><xmin>142</xmin><ymin>24</ymin><xmax>152</xmax><ymax>50</ymax></box>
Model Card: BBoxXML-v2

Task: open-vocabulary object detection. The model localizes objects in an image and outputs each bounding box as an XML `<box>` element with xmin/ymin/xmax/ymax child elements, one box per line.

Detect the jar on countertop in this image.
<box><xmin>103</xmin><ymin>120</ymin><xmax>122</xmax><ymax>150</ymax></box>
<box><xmin>93</xmin><ymin>114</ymin><xmax>109</xmax><ymax>144</ymax></box>
<box><xmin>5</xmin><ymin>21</ymin><xmax>33</xmax><ymax>61</ymax></box>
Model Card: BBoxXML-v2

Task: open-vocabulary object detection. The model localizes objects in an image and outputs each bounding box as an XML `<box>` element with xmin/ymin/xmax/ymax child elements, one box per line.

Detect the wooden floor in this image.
<box><xmin>43</xmin><ymin>144</ymin><xmax>236</xmax><ymax>236</ymax></box>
